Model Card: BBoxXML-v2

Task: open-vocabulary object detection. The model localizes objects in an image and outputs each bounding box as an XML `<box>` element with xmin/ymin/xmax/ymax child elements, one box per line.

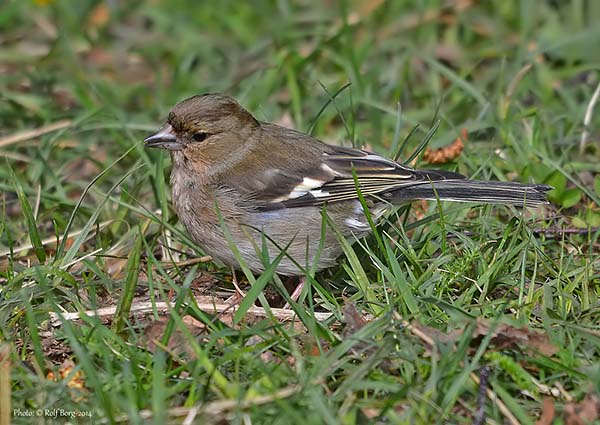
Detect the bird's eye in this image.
<box><xmin>192</xmin><ymin>132</ymin><xmax>208</xmax><ymax>142</ymax></box>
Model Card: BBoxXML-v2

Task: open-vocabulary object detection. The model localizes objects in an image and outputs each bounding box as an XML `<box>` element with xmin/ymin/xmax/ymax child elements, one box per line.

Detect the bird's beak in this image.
<box><xmin>144</xmin><ymin>124</ymin><xmax>184</xmax><ymax>151</ymax></box>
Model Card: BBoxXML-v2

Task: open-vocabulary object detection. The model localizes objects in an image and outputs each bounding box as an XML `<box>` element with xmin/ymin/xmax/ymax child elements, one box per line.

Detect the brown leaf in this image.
<box><xmin>299</xmin><ymin>335</ymin><xmax>330</xmax><ymax>357</ymax></box>
<box><xmin>87</xmin><ymin>3</ymin><xmax>110</xmax><ymax>29</ymax></box>
<box><xmin>412</xmin><ymin>318</ymin><xmax>558</xmax><ymax>356</ymax></box>
<box><xmin>435</xmin><ymin>44</ymin><xmax>463</xmax><ymax>64</ymax></box>
<box><xmin>536</xmin><ymin>397</ymin><xmax>556</xmax><ymax>425</ymax></box>
<box><xmin>360</xmin><ymin>407</ymin><xmax>381</xmax><ymax>419</ymax></box>
<box><xmin>423</xmin><ymin>128</ymin><xmax>467</xmax><ymax>164</ymax></box>
<box><xmin>342</xmin><ymin>302</ymin><xmax>368</xmax><ymax>336</ymax></box>
<box><xmin>51</xmin><ymin>86</ymin><xmax>78</xmax><ymax>110</ymax></box>
<box><xmin>47</xmin><ymin>359</ymin><xmax>87</xmax><ymax>402</ymax></box>
<box><xmin>105</xmin><ymin>257</ymin><xmax>128</xmax><ymax>280</ymax></box>
<box><xmin>143</xmin><ymin>319</ymin><xmax>200</xmax><ymax>360</ymax></box>
<box><xmin>473</xmin><ymin>320</ymin><xmax>558</xmax><ymax>356</ymax></box>
<box><xmin>411</xmin><ymin>199</ymin><xmax>429</xmax><ymax>221</ymax></box>
<box><xmin>411</xmin><ymin>322</ymin><xmax>462</xmax><ymax>345</ymax></box>
<box><xmin>564</xmin><ymin>393</ymin><xmax>600</xmax><ymax>425</ymax></box>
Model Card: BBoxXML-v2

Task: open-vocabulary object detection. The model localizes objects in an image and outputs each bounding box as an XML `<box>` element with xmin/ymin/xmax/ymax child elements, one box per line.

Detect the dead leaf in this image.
<box><xmin>87</xmin><ymin>3</ymin><xmax>110</xmax><ymax>29</ymax></box>
<box><xmin>536</xmin><ymin>397</ymin><xmax>556</xmax><ymax>425</ymax></box>
<box><xmin>105</xmin><ymin>257</ymin><xmax>128</xmax><ymax>280</ymax></box>
<box><xmin>299</xmin><ymin>335</ymin><xmax>329</xmax><ymax>357</ymax></box>
<box><xmin>411</xmin><ymin>318</ymin><xmax>557</xmax><ymax>356</ymax></box>
<box><xmin>473</xmin><ymin>320</ymin><xmax>558</xmax><ymax>356</ymax></box>
<box><xmin>412</xmin><ymin>322</ymin><xmax>462</xmax><ymax>345</ymax></box>
<box><xmin>47</xmin><ymin>359</ymin><xmax>87</xmax><ymax>401</ymax></box>
<box><xmin>564</xmin><ymin>393</ymin><xmax>600</xmax><ymax>425</ymax></box>
<box><xmin>435</xmin><ymin>44</ymin><xmax>463</xmax><ymax>64</ymax></box>
<box><xmin>360</xmin><ymin>407</ymin><xmax>381</xmax><ymax>419</ymax></box>
<box><xmin>423</xmin><ymin>128</ymin><xmax>467</xmax><ymax>164</ymax></box>
<box><xmin>342</xmin><ymin>302</ymin><xmax>368</xmax><ymax>336</ymax></box>
<box><xmin>411</xmin><ymin>199</ymin><xmax>429</xmax><ymax>221</ymax></box>
<box><xmin>143</xmin><ymin>319</ymin><xmax>199</xmax><ymax>360</ymax></box>
<box><xmin>52</xmin><ymin>86</ymin><xmax>78</xmax><ymax>110</ymax></box>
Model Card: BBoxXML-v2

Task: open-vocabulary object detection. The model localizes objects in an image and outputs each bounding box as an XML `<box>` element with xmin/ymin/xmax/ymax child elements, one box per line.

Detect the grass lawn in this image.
<box><xmin>1</xmin><ymin>1</ymin><xmax>599</xmax><ymax>423</ymax></box>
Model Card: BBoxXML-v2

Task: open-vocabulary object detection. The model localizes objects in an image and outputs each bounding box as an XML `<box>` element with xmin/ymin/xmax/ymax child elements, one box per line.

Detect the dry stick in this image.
<box><xmin>555</xmin><ymin>382</ymin><xmax>573</xmax><ymax>402</ymax></box>
<box><xmin>580</xmin><ymin>80</ymin><xmax>600</xmax><ymax>154</ymax></box>
<box><xmin>0</xmin><ymin>119</ymin><xmax>72</xmax><ymax>148</ymax></box>
<box><xmin>0</xmin><ymin>345</ymin><xmax>10</xmax><ymax>425</ymax></box>
<box><xmin>159</xmin><ymin>256</ymin><xmax>213</xmax><ymax>269</ymax></box>
<box><xmin>470</xmin><ymin>372</ymin><xmax>520</xmax><ymax>425</ymax></box>
<box><xmin>48</xmin><ymin>299</ymin><xmax>334</xmax><ymax>326</ymax></box>
<box><xmin>473</xmin><ymin>366</ymin><xmax>490</xmax><ymax>425</ymax></box>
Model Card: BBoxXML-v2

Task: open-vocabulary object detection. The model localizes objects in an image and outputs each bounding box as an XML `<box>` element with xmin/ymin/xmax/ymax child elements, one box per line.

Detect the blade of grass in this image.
<box><xmin>56</xmin><ymin>143</ymin><xmax>141</xmax><ymax>262</ymax></box>
<box><xmin>403</xmin><ymin>120</ymin><xmax>440</xmax><ymax>165</ymax></box>
<box><xmin>8</xmin><ymin>163</ymin><xmax>45</xmax><ymax>263</ymax></box>
<box><xmin>60</xmin><ymin>164</ymin><xmax>144</xmax><ymax>267</ymax></box>
<box><xmin>307</xmin><ymin>82</ymin><xmax>352</xmax><ymax>135</ymax></box>
<box><xmin>112</xmin><ymin>227</ymin><xmax>142</xmax><ymax>335</ymax></box>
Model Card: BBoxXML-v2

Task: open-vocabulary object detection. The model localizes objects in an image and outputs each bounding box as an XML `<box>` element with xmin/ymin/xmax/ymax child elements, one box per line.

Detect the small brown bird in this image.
<box><xmin>145</xmin><ymin>94</ymin><xmax>550</xmax><ymax>277</ymax></box>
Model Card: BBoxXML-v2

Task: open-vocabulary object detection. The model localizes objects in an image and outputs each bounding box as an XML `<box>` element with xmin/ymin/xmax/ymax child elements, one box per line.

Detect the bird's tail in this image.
<box><xmin>389</xmin><ymin>180</ymin><xmax>552</xmax><ymax>208</ymax></box>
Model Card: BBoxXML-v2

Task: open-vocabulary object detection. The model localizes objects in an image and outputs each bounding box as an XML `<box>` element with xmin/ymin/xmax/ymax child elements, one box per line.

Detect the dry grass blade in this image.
<box><xmin>580</xmin><ymin>80</ymin><xmax>600</xmax><ymax>154</ymax></box>
<box><xmin>501</xmin><ymin>63</ymin><xmax>533</xmax><ymax>118</ymax></box>
<box><xmin>159</xmin><ymin>256</ymin><xmax>213</xmax><ymax>268</ymax></box>
<box><xmin>0</xmin><ymin>119</ymin><xmax>72</xmax><ymax>148</ymax></box>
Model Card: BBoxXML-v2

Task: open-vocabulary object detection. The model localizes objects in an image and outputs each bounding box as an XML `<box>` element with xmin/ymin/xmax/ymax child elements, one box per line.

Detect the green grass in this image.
<box><xmin>1</xmin><ymin>0</ymin><xmax>600</xmax><ymax>423</ymax></box>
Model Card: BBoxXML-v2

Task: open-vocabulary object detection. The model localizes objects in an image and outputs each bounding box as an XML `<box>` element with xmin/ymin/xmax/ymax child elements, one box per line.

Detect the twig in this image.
<box><xmin>554</xmin><ymin>382</ymin><xmax>573</xmax><ymax>402</ymax></box>
<box><xmin>470</xmin><ymin>372</ymin><xmax>520</xmax><ymax>425</ymax></box>
<box><xmin>473</xmin><ymin>366</ymin><xmax>490</xmax><ymax>425</ymax></box>
<box><xmin>531</xmin><ymin>377</ymin><xmax>560</xmax><ymax>397</ymax></box>
<box><xmin>580</xmin><ymin>80</ymin><xmax>600</xmax><ymax>154</ymax></box>
<box><xmin>159</xmin><ymin>256</ymin><xmax>213</xmax><ymax>268</ymax></box>
<box><xmin>48</xmin><ymin>299</ymin><xmax>334</xmax><ymax>326</ymax></box>
<box><xmin>0</xmin><ymin>119</ymin><xmax>72</xmax><ymax>148</ymax></box>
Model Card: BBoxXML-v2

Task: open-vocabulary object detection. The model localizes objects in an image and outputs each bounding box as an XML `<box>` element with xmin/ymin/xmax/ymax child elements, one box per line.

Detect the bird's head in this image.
<box><xmin>144</xmin><ymin>94</ymin><xmax>260</xmax><ymax>156</ymax></box>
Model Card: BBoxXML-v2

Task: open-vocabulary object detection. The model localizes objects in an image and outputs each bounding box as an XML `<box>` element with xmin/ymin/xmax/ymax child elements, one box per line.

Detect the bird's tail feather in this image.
<box><xmin>389</xmin><ymin>180</ymin><xmax>552</xmax><ymax>208</ymax></box>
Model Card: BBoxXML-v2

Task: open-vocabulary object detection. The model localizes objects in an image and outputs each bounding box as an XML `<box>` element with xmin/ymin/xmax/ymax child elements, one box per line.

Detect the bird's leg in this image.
<box><xmin>283</xmin><ymin>276</ymin><xmax>306</xmax><ymax>309</ymax></box>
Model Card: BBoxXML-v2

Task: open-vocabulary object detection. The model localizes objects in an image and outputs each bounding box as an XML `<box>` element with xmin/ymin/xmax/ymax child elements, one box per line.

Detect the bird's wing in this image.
<box><xmin>249</xmin><ymin>145</ymin><xmax>465</xmax><ymax>211</ymax></box>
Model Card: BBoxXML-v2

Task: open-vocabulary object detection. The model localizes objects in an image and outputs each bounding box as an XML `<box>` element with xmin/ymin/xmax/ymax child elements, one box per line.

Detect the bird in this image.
<box><xmin>144</xmin><ymin>93</ymin><xmax>551</xmax><ymax>280</ymax></box>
